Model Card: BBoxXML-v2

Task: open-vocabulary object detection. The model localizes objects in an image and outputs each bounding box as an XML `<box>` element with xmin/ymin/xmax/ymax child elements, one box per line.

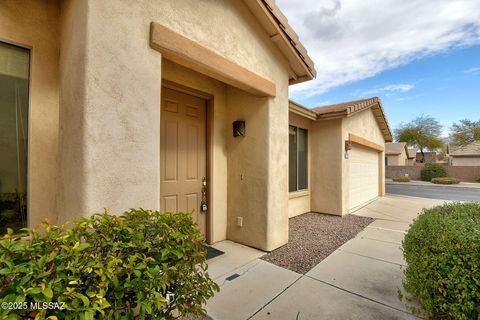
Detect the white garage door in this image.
<box><xmin>349</xmin><ymin>145</ymin><xmax>379</xmax><ymax>210</ymax></box>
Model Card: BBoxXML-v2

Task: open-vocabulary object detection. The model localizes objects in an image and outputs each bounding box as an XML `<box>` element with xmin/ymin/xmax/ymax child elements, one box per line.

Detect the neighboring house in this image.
<box><xmin>448</xmin><ymin>142</ymin><xmax>480</xmax><ymax>166</ymax></box>
<box><xmin>407</xmin><ymin>148</ymin><xmax>417</xmax><ymax>165</ymax></box>
<box><xmin>0</xmin><ymin>1</ymin><xmax>391</xmax><ymax>252</ymax></box>
<box><xmin>416</xmin><ymin>151</ymin><xmax>437</xmax><ymax>163</ymax></box>
<box><xmin>288</xmin><ymin>98</ymin><xmax>392</xmax><ymax>218</ymax></box>
<box><xmin>385</xmin><ymin>142</ymin><xmax>409</xmax><ymax>166</ymax></box>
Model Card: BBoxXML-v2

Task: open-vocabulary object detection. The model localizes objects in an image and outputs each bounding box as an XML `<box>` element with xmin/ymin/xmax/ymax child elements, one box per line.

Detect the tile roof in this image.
<box><xmin>289</xmin><ymin>97</ymin><xmax>393</xmax><ymax>142</ymax></box>
<box><xmin>385</xmin><ymin>142</ymin><xmax>407</xmax><ymax>155</ymax></box>
<box><xmin>244</xmin><ymin>0</ymin><xmax>316</xmax><ymax>83</ymax></box>
<box><xmin>407</xmin><ymin>148</ymin><xmax>417</xmax><ymax>159</ymax></box>
<box><xmin>449</xmin><ymin>141</ymin><xmax>480</xmax><ymax>156</ymax></box>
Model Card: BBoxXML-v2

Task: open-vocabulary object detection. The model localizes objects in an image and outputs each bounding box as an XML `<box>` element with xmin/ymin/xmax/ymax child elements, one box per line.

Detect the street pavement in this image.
<box><xmin>386</xmin><ymin>183</ymin><xmax>480</xmax><ymax>201</ymax></box>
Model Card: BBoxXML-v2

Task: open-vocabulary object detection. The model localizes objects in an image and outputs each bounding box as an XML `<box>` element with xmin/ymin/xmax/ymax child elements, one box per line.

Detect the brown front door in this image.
<box><xmin>160</xmin><ymin>86</ymin><xmax>207</xmax><ymax>235</ymax></box>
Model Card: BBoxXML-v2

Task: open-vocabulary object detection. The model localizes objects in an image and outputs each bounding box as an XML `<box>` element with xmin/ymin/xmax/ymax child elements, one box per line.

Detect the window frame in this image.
<box><xmin>0</xmin><ymin>39</ymin><xmax>32</xmax><ymax>232</ymax></box>
<box><xmin>289</xmin><ymin>124</ymin><xmax>308</xmax><ymax>193</ymax></box>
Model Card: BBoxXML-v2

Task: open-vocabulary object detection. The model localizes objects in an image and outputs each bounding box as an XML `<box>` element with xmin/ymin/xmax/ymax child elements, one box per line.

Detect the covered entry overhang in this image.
<box><xmin>148</xmin><ymin>1</ymin><xmax>316</xmax><ymax>251</ymax></box>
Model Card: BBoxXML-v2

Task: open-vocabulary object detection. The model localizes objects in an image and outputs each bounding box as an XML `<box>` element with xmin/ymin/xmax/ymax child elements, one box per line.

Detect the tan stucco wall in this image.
<box><xmin>310</xmin><ymin>119</ymin><xmax>344</xmax><ymax>215</ymax></box>
<box><xmin>57</xmin><ymin>0</ymin><xmax>291</xmax><ymax>251</ymax></box>
<box><xmin>288</xmin><ymin>112</ymin><xmax>312</xmax><ymax>218</ymax></box>
<box><xmin>0</xmin><ymin>0</ymin><xmax>59</xmax><ymax>227</ymax></box>
<box><xmin>342</xmin><ymin>109</ymin><xmax>386</xmax><ymax>214</ymax></box>
<box><xmin>451</xmin><ymin>156</ymin><xmax>480</xmax><ymax>166</ymax></box>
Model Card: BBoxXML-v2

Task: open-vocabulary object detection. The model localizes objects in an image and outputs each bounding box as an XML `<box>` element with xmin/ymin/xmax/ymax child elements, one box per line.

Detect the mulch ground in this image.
<box><xmin>261</xmin><ymin>212</ymin><xmax>374</xmax><ymax>274</ymax></box>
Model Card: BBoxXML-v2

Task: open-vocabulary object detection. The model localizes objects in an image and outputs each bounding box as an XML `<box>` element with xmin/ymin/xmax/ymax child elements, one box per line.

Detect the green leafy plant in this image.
<box><xmin>0</xmin><ymin>209</ymin><xmax>219</xmax><ymax>319</ymax></box>
<box><xmin>431</xmin><ymin>177</ymin><xmax>460</xmax><ymax>185</ymax></box>
<box><xmin>476</xmin><ymin>177</ymin><xmax>480</xmax><ymax>183</ymax></box>
<box><xmin>420</xmin><ymin>163</ymin><xmax>447</xmax><ymax>181</ymax></box>
<box><xmin>402</xmin><ymin>202</ymin><xmax>480</xmax><ymax>319</ymax></box>
<box><xmin>392</xmin><ymin>176</ymin><xmax>411</xmax><ymax>182</ymax></box>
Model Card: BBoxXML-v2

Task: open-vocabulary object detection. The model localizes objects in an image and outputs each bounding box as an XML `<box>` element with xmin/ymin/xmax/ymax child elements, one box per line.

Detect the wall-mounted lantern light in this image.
<box><xmin>345</xmin><ymin>140</ymin><xmax>352</xmax><ymax>151</ymax></box>
<box><xmin>233</xmin><ymin>120</ymin><xmax>246</xmax><ymax>137</ymax></box>
<box><xmin>344</xmin><ymin>140</ymin><xmax>352</xmax><ymax>159</ymax></box>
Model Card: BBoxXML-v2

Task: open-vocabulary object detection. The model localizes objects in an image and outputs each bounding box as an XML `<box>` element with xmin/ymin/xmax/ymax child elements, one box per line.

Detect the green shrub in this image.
<box><xmin>476</xmin><ymin>177</ymin><xmax>480</xmax><ymax>183</ymax></box>
<box><xmin>0</xmin><ymin>209</ymin><xmax>219</xmax><ymax>320</ymax></box>
<box><xmin>402</xmin><ymin>202</ymin><xmax>480</xmax><ymax>319</ymax></box>
<box><xmin>420</xmin><ymin>163</ymin><xmax>447</xmax><ymax>181</ymax></box>
<box><xmin>431</xmin><ymin>177</ymin><xmax>461</xmax><ymax>185</ymax></box>
<box><xmin>392</xmin><ymin>176</ymin><xmax>411</xmax><ymax>182</ymax></box>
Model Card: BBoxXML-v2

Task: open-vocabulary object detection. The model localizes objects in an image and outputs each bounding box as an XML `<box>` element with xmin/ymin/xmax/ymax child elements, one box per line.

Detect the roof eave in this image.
<box><xmin>242</xmin><ymin>0</ymin><xmax>316</xmax><ymax>84</ymax></box>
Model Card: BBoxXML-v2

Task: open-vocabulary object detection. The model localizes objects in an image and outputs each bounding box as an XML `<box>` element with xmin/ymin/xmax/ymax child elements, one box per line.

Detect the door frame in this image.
<box><xmin>161</xmin><ymin>79</ymin><xmax>214</xmax><ymax>243</ymax></box>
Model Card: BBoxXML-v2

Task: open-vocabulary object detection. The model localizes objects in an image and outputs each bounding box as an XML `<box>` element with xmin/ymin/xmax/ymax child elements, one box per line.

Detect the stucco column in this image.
<box><xmin>58</xmin><ymin>0</ymin><xmax>161</xmax><ymax>221</ymax></box>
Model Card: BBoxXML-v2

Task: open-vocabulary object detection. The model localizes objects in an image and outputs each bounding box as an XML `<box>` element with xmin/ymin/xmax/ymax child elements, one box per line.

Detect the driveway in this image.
<box><xmin>386</xmin><ymin>182</ymin><xmax>480</xmax><ymax>201</ymax></box>
<box><xmin>204</xmin><ymin>195</ymin><xmax>445</xmax><ymax>320</ymax></box>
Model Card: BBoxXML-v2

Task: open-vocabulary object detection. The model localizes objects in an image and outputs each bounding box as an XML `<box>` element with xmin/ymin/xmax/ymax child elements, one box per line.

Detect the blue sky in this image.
<box><xmin>294</xmin><ymin>45</ymin><xmax>480</xmax><ymax>136</ymax></box>
<box><xmin>276</xmin><ymin>0</ymin><xmax>480</xmax><ymax>138</ymax></box>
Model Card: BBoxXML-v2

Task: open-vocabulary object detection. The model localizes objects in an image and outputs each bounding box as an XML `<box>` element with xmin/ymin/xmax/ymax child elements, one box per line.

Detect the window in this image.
<box><xmin>0</xmin><ymin>42</ymin><xmax>30</xmax><ymax>234</ymax></box>
<box><xmin>289</xmin><ymin>125</ymin><xmax>308</xmax><ymax>192</ymax></box>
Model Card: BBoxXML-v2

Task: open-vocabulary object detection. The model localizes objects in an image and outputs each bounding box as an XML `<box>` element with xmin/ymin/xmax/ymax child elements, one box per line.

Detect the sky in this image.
<box><xmin>276</xmin><ymin>0</ymin><xmax>480</xmax><ymax>137</ymax></box>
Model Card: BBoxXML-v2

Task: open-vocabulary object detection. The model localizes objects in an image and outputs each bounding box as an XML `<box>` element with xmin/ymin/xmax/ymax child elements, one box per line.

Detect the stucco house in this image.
<box><xmin>448</xmin><ymin>142</ymin><xmax>480</xmax><ymax>166</ymax></box>
<box><xmin>385</xmin><ymin>142</ymin><xmax>409</xmax><ymax>166</ymax></box>
<box><xmin>288</xmin><ymin>98</ymin><xmax>392</xmax><ymax>218</ymax></box>
<box><xmin>407</xmin><ymin>148</ymin><xmax>417</xmax><ymax>165</ymax></box>
<box><xmin>1</xmin><ymin>0</ymin><xmax>392</xmax><ymax>252</ymax></box>
<box><xmin>416</xmin><ymin>151</ymin><xmax>437</xmax><ymax>163</ymax></box>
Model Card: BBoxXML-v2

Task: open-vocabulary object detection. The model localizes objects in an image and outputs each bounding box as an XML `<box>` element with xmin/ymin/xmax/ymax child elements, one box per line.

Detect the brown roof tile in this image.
<box><xmin>449</xmin><ymin>141</ymin><xmax>480</xmax><ymax>156</ymax></box>
<box><xmin>311</xmin><ymin>97</ymin><xmax>393</xmax><ymax>142</ymax></box>
<box><xmin>245</xmin><ymin>0</ymin><xmax>316</xmax><ymax>82</ymax></box>
<box><xmin>407</xmin><ymin>148</ymin><xmax>417</xmax><ymax>159</ymax></box>
<box><xmin>289</xmin><ymin>98</ymin><xmax>393</xmax><ymax>142</ymax></box>
<box><xmin>385</xmin><ymin>142</ymin><xmax>407</xmax><ymax>155</ymax></box>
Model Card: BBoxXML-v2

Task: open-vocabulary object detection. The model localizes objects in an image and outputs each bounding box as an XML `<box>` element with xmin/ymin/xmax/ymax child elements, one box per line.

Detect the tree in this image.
<box><xmin>395</xmin><ymin>115</ymin><xmax>444</xmax><ymax>163</ymax></box>
<box><xmin>449</xmin><ymin>119</ymin><xmax>480</xmax><ymax>146</ymax></box>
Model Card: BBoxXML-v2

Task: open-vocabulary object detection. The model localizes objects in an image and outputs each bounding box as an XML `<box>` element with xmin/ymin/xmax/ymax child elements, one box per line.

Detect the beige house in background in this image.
<box><xmin>407</xmin><ymin>148</ymin><xmax>417</xmax><ymax>165</ymax></box>
<box><xmin>0</xmin><ymin>0</ymin><xmax>391</xmax><ymax>252</ymax></box>
<box><xmin>288</xmin><ymin>98</ymin><xmax>392</xmax><ymax>218</ymax></box>
<box><xmin>385</xmin><ymin>142</ymin><xmax>409</xmax><ymax>166</ymax></box>
<box><xmin>448</xmin><ymin>142</ymin><xmax>480</xmax><ymax>166</ymax></box>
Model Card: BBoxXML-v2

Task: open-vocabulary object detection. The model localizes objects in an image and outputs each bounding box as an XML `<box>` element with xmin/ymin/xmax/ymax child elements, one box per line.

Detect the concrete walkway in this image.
<box><xmin>204</xmin><ymin>195</ymin><xmax>446</xmax><ymax>320</ymax></box>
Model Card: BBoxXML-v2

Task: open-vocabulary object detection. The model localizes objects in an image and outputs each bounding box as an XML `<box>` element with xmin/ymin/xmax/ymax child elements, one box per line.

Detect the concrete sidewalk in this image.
<box><xmin>204</xmin><ymin>195</ymin><xmax>445</xmax><ymax>320</ymax></box>
<box><xmin>386</xmin><ymin>178</ymin><xmax>480</xmax><ymax>189</ymax></box>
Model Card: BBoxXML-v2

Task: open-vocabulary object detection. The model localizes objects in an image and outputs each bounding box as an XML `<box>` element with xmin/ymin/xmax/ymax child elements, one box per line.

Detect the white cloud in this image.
<box><xmin>276</xmin><ymin>0</ymin><xmax>480</xmax><ymax>99</ymax></box>
<box><xmin>362</xmin><ymin>84</ymin><xmax>414</xmax><ymax>96</ymax></box>
<box><xmin>464</xmin><ymin>66</ymin><xmax>480</xmax><ymax>73</ymax></box>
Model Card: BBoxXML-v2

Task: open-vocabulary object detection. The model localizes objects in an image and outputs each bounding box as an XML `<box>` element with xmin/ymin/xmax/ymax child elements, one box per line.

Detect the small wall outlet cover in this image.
<box><xmin>237</xmin><ymin>216</ymin><xmax>243</xmax><ymax>227</ymax></box>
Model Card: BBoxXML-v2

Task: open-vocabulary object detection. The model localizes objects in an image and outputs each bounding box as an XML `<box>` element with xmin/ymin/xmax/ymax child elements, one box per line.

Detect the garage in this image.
<box><xmin>289</xmin><ymin>97</ymin><xmax>392</xmax><ymax>216</ymax></box>
<box><xmin>349</xmin><ymin>144</ymin><xmax>380</xmax><ymax>210</ymax></box>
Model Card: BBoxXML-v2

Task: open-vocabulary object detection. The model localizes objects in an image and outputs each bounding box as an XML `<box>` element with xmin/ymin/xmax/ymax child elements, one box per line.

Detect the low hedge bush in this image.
<box><xmin>0</xmin><ymin>209</ymin><xmax>219</xmax><ymax>320</ymax></box>
<box><xmin>420</xmin><ymin>163</ymin><xmax>447</xmax><ymax>181</ymax></box>
<box><xmin>402</xmin><ymin>202</ymin><xmax>480</xmax><ymax>319</ymax></box>
<box><xmin>431</xmin><ymin>177</ymin><xmax>461</xmax><ymax>185</ymax></box>
<box><xmin>392</xmin><ymin>176</ymin><xmax>411</xmax><ymax>182</ymax></box>
<box><xmin>476</xmin><ymin>177</ymin><xmax>480</xmax><ymax>183</ymax></box>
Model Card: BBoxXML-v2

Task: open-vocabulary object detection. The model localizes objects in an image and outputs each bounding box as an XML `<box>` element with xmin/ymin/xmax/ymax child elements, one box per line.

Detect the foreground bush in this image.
<box><xmin>402</xmin><ymin>202</ymin><xmax>480</xmax><ymax>319</ymax></box>
<box><xmin>420</xmin><ymin>163</ymin><xmax>447</xmax><ymax>181</ymax></box>
<box><xmin>392</xmin><ymin>176</ymin><xmax>411</xmax><ymax>182</ymax></box>
<box><xmin>0</xmin><ymin>209</ymin><xmax>219</xmax><ymax>320</ymax></box>
<box><xmin>431</xmin><ymin>177</ymin><xmax>461</xmax><ymax>185</ymax></box>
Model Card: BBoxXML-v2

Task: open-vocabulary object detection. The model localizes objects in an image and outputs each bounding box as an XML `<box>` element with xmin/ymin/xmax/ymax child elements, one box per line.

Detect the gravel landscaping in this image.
<box><xmin>261</xmin><ymin>212</ymin><xmax>374</xmax><ymax>274</ymax></box>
